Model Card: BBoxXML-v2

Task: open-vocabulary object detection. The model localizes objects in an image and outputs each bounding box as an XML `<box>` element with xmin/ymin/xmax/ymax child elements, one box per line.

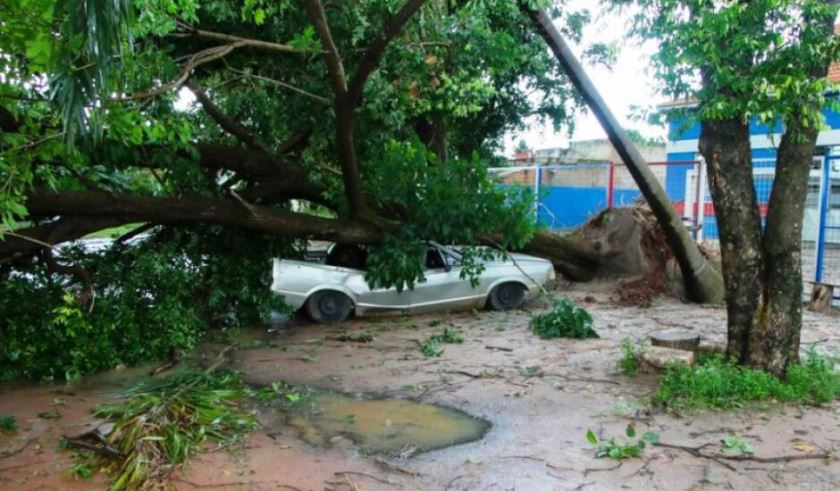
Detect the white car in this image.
<box><xmin>271</xmin><ymin>242</ymin><xmax>555</xmax><ymax>323</ymax></box>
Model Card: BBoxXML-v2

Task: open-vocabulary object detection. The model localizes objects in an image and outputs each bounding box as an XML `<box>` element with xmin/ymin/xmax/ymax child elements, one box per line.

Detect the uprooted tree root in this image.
<box><xmin>574</xmin><ymin>203</ymin><xmax>718</xmax><ymax>308</ymax></box>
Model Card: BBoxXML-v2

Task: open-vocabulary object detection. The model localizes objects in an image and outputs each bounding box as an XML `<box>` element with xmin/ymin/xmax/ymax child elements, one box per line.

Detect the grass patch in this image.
<box><xmin>530</xmin><ymin>299</ymin><xmax>598</xmax><ymax>340</ymax></box>
<box><xmin>70</xmin><ymin>370</ymin><xmax>258</xmax><ymax>490</ymax></box>
<box><xmin>653</xmin><ymin>352</ymin><xmax>840</xmax><ymax>411</ymax></box>
<box><xmin>429</xmin><ymin>328</ymin><xmax>464</xmax><ymax>344</ymax></box>
<box><xmin>418</xmin><ymin>338</ymin><xmax>444</xmax><ymax>357</ymax></box>
<box><xmin>0</xmin><ymin>414</ymin><xmax>19</xmax><ymax>432</ymax></box>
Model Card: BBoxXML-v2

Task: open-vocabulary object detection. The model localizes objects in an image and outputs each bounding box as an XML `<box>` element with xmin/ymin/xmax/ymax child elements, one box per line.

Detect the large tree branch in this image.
<box><xmin>23</xmin><ymin>191</ymin><xmax>384</xmax><ymax>245</ymax></box>
<box><xmin>186</xmin><ymin>81</ymin><xmax>270</xmax><ymax>153</ymax></box>
<box><xmin>347</xmin><ymin>0</ymin><xmax>429</xmax><ymax>107</ymax></box>
<box><xmin>0</xmin><ymin>216</ymin><xmax>124</xmax><ymax>260</ymax></box>
<box><xmin>304</xmin><ymin>0</ymin><xmax>348</xmax><ymax>96</ymax></box>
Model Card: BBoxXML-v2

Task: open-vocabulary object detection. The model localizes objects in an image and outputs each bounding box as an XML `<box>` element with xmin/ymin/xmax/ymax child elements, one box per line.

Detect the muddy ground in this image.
<box><xmin>2</xmin><ymin>281</ymin><xmax>840</xmax><ymax>491</ymax></box>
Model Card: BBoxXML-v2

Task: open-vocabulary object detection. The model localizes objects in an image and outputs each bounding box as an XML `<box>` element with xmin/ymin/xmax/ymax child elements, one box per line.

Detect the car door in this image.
<box><xmin>408</xmin><ymin>247</ymin><xmax>482</xmax><ymax>313</ymax></box>
<box><xmin>346</xmin><ymin>269</ymin><xmax>411</xmax><ymax>314</ymax></box>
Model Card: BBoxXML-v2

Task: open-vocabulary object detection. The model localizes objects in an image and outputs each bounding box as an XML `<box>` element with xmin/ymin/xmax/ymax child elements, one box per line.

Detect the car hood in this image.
<box><xmin>502</xmin><ymin>252</ymin><xmax>552</xmax><ymax>264</ymax></box>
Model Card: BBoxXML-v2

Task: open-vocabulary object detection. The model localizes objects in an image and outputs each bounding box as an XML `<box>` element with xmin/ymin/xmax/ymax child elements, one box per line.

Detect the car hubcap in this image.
<box><xmin>498</xmin><ymin>285</ymin><xmax>521</xmax><ymax>307</ymax></box>
<box><xmin>321</xmin><ymin>296</ymin><xmax>338</xmax><ymax>315</ymax></box>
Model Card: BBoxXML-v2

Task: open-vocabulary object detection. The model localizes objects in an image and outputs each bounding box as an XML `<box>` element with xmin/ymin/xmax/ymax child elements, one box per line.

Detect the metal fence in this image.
<box><xmin>491</xmin><ymin>161</ymin><xmax>703</xmax><ymax>235</ymax></box>
<box><xmin>490</xmin><ymin>156</ymin><xmax>840</xmax><ymax>299</ymax></box>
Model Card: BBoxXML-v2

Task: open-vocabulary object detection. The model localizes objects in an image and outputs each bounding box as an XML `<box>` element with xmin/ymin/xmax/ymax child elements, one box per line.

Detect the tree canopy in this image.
<box><xmin>0</xmin><ymin>0</ymin><xmax>604</xmax><ymax>380</ymax></box>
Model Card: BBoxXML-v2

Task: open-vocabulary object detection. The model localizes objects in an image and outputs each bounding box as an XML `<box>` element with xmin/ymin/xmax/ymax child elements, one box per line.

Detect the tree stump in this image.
<box><xmin>650</xmin><ymin>331</ymin><xmax>700</xmax><ymax>352</ymax></box>
<box><xmin>640</xmin><ymin>346</ymin><xmax>695</xmax><ymax>373</ymax></box>
<box><xmin>809</xmin><ymin>283</ymin><xmax>835</xmax><ymax>313</ymax></box>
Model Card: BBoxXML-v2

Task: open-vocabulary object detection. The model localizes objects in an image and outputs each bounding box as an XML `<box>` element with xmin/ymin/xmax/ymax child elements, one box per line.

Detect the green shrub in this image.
<box><xmin>0</xmin><ymin>414</ymin><xmax>18</xmax><ymax>432</ymax></box>
<box><xmin>530</xmin><ymin>299</ymin><xmax>597</xmax><ymax>340</ymax></box>
<box><xmin>0</xmin><ymin>227</ymin><xmax>292</xmax><ymax>382</ymax></box>
<box><xmin>653</xmin><ymin>351</ymin><xmax>840</xmax><ymax>410</ymax></box>
<box><xmin>618</xmin><ymin>339</ymin><xmax>641</xmax><ymax>377</ymax></box>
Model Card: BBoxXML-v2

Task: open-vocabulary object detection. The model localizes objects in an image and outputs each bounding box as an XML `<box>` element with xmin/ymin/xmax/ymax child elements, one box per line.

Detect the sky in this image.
<box><xmin>502</xmin><ymin>2</ymin><xmax>667</xmax><ymax>156</ymax></box>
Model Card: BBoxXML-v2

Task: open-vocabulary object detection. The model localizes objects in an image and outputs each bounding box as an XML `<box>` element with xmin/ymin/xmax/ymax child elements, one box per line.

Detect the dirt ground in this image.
<box><xmin>2</xmin><ymin>281</ymin><xmax>840</xmax><ymax>491</ymax></box>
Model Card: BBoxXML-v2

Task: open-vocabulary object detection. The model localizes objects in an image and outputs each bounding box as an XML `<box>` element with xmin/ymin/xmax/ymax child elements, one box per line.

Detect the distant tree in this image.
<box><xmin>515</xmin><ymin>139</ymin><xmax>531</xmax><ymax>154</ymax></box>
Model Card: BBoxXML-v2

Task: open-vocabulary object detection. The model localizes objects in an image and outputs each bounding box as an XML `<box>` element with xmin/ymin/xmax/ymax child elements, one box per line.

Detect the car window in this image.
<box><xmin>326</xmin><ymin>245</ymin><xmax>367</xmax><ymax>270</ymax></box>
<box><xmin>425</xmin><ymin>248</ymin><xmax>446</xmax><ymax>269</ymax></box>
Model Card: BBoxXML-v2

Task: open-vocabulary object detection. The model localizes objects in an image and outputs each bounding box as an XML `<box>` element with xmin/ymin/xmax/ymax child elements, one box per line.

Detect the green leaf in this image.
<box><xmin>586</xmin><ymin>429</ymin><xmax>598</xmax><ymax>445</ymax></box>
<box><xmin>641</xmin><ymin>432</ymin><xmax>660</xmax><ymax>443</ymax></box>
<box><xmin>625</xmin><ymin>424</ymin><xmax>636</xmax><ymax>438</ymax></box>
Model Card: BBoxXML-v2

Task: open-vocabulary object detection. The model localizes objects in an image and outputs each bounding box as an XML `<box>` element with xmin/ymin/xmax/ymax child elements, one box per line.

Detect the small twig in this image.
<box><xmin>485</xmin><ymin>345</ymin><xmax>513</xmax><ymax>352</ymax></box>
<box><xmin>583</xmin><ymin>461</ymin><xmax>623</xmax><ymax>476</ymax></box>
<box><xmin>373</xmin><ymin>457</ymin><xmax>423</xmax><ymax>477</ymax></box>
<box><xmin>0</xmin><ymin>132</ymin><xmax>63</xmax><ymax>157</ymax></box>
<box><xmin>483</xmin><ymin>237</ymin><xmax>549</xmax><ymax>295</ymax></box>
<box><xmin>226</xmin><ymin>67</ymin><xmax>331</xmax><ymax>105</ymax></box>
<box><xmin>444</xmin><ymin>474</ymin><xmax>467</xmax><ymax>490</ymax></box>
<box><xmin>0</xmin><ymin>438</ymin><xmax>34</xmax><ymax>460</ymax></box>
<box><xmin>334</xmin><ymin>471</ymin><xmax>400</xmax><ymax>487</ymax></box>
<box><xmin>3</xmin><ymin>231</ymin><xmax>57</xmax><ymax>250</ymax></box>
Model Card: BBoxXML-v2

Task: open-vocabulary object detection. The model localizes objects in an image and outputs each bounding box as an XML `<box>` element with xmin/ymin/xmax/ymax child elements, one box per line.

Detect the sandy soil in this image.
<box><xmin>3</xmin><ymin>281</ymin><xmax>840</xmax><ymax>491</ymax></box>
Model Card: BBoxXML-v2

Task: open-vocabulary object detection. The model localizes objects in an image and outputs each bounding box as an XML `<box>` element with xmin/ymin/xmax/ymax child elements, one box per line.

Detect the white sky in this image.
<box><xmin>502</xmin><ymin>2</ymin><xmax>667</xmax><ymax>155</ymax></box>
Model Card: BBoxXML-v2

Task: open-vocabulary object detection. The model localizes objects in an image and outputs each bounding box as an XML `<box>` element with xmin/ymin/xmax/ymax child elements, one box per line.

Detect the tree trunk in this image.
<box><xmin>749</xmin><ymin>118</ymin><xmax>819</xmax><ymax>375</ymax></box>
<box><xmin>521</xmin><ymin>5</ymin><xmax>724</xmax><ymax>304</ymax></box>
<box><xmin>6</xmin><ymin>190</ymin><xmax>600</xmax><ymax>280</ymax></box>
<box><xmin>698</xmin><ymin>119</ymin><xmax>765</xmax><ymax>364</ymax></box>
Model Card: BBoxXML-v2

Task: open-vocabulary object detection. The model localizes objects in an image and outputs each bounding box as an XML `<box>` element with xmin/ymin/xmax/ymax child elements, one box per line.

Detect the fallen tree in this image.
<box><xmin>2</xmin><ymin>1</ymin><xmax>620</xmax><ymax>285</ymax></box>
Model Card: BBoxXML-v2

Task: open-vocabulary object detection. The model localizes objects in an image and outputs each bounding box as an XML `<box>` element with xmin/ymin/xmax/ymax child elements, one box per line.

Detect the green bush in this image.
<box><xmin>530</xmin><ymin>299</ymin><xmax>598</xmax><ymax>340</ymax></box>
<box><xmin>618</xmin><ymin>339</ymin><xmax>642</xmax><ymax>377</ymax></box>
<box><xmin>0</xmin><ymin>227</ymin><xmax>291</xmax><ymax>382</ymax></box>
<box><xmin>653</xmin><ymin>352</ymin><xmax>840</xmax><ymax>410</ymax></box>
<box><xmin>0</xmin><ymin>414</ymin><xmax>18</xmax><ymax>432</ymax></box>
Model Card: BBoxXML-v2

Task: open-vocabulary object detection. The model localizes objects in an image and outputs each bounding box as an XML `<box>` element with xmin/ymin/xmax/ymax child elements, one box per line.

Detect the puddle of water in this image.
<box><xmin>285</xmin><ymin>392</ymin><xmax>490</xmax><ymax>455</ymax></box>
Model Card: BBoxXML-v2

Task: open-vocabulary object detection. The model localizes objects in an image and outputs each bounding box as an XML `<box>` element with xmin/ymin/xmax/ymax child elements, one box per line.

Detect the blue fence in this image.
<box><xmin>492</xmin><ymin>158</ymin><xmax>839</xmax><ymax>295</ymax></box>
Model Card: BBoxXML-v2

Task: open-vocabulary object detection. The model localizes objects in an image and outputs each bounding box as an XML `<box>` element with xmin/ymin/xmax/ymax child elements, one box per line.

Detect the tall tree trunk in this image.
<box><xmin>698</xmin><ymin>119</ymin><xmax>764</xmax><ymax>364</ymax></box>
<box><xmin>521</xmin><ymin>4</ymin><xmax>724</xmax><ymax>303</ymax></box>
<box><xmin>751</xmin><ymin>117</ymin><xmax>819</xmax><ymax>375</ymax></box>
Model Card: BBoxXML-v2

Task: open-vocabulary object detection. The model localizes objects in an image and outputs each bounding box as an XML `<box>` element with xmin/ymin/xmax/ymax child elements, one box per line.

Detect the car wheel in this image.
<box><xmin>488</xmin><ymin>282</ymin><xmax>526</xmax><ymax>311</ymax></box>
<box><xmin>306</xmin><ymin>291</ymin><xmax>352</xmax><ymax>324</ymax></box>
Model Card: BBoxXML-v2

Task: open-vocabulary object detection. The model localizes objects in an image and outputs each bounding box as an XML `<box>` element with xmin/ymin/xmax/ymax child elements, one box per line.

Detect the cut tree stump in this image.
<box><xmin>697</xmin><ymin>339</ymin><xmax>726</xmax><ymax>357</ymax></box>
<box><xmin>650</xmin><ymin>331</ymin><xmax>700</xmax><ymax>352</ymax></box>
<box><xmin>640</xmin><ymin>346</ymin><xmax>695</xmax><ymax>373</ymax></box>
<box><xmin>808</xmin><ymin>282</ymin><xmax>835</xmax><ymax>313</ymax></box>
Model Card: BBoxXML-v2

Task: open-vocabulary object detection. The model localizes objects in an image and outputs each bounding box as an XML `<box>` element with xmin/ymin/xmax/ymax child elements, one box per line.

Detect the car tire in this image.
<box><xmin>306</xmin><ymin>291</ymin><xmax>353</xmax><ymax>324</ymax></box>
<box><xmin>488</xmin><ymin>282</ymin><xmax>526</xmax><ymax>311</ymax></box>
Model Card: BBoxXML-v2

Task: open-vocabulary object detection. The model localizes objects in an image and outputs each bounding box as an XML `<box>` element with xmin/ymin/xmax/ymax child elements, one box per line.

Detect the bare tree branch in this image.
<box><xmin>116</xmin><ymin>43</ymin><xmax>243</xmax><ymax>101</ymax></box>
<box><xmin>173</xmin><ymin>22</ymin><xmax>313</xmax><ymax>55</ymax></box>
<box><xmin>186</xmin><ymin>81</ymin><xmax>271</xmax><ymax>153</ymax></box>
<box><xmin>303</xmin><ymin>0</ymin><xmax>348</xmax><ymax>97</ymax></box>
<box><xmin>347</xmin><ymin>0</ymin><xmax>429</xmax><ymax>106</ymax></box>
<box><xmin>225</xmin><ymin>67</ymin><xmax>331</xmax><ymax>105</ymax></box>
